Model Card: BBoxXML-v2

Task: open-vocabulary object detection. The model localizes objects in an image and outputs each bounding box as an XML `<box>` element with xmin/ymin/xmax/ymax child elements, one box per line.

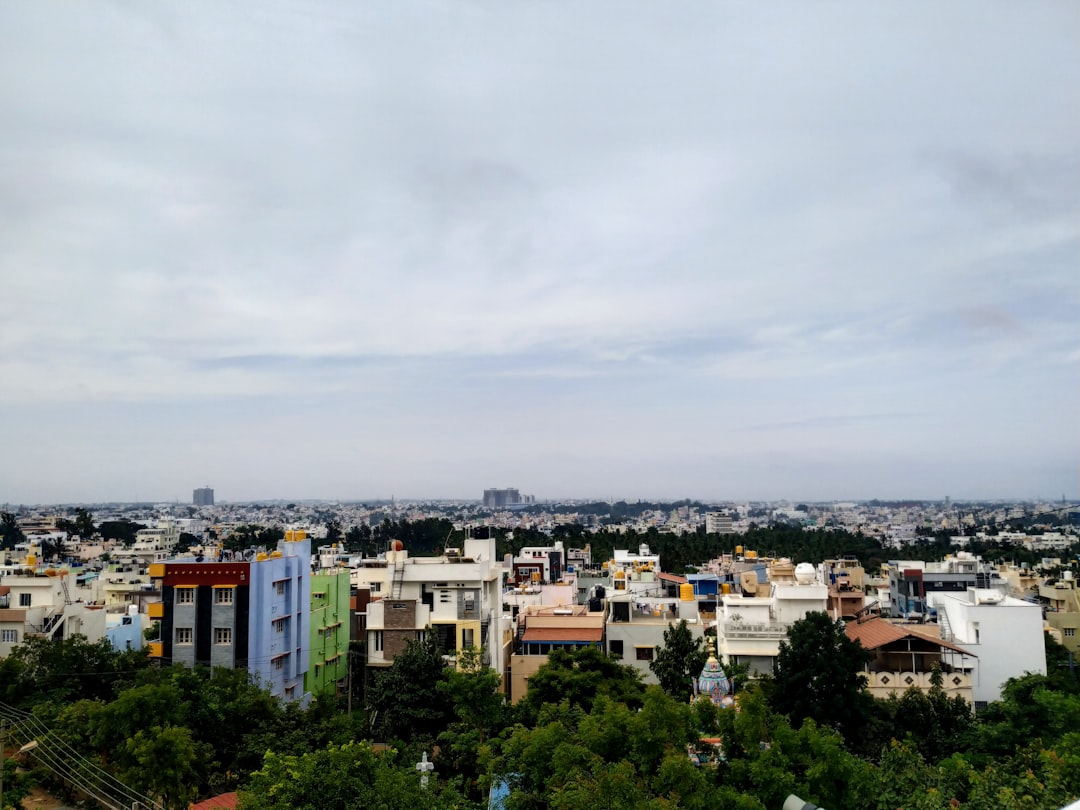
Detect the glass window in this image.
<box><xmin>176</xmin><ymin>627</ymin><xmax>193</xmax><ymax>645</ymax></box>
<box><xmin>214</xmin><ymin>588</ymin><xmax>234</xmax><ymax>605</ymax></box>
<box><xmin>609</xmin><ymin>640</ymin><xmax>624</xmax><ymax>658</ymax></box>
<box><xmin>1</xmin><ymin>629</ymin><xmax>17</xmax><ymax>643</ymax></box>
<box><xmin>214</xmin><ymin>627</ymin><xmax>232</xmax><ymax>645</ymax></box>
<box><xmin>275</xmin><ymin>581</ymin><xmax>286</xmax><ymax>596</ymax></box>
<box><xmin>176</xmin><ymin>588</ymin><xmax>195</xmax><ymax>605</ymax></box>
<box><xmin>635</xmin><ymin>646</ymin><xmax>654</xmax><ymax>661</ymax></box>
<box><xmin>1066</xmin><ymin>628</ymin><xmax>1076</xmax><ymax>638</ymax></box>
<box><xmin>19</xmin><ymin>593</ymin><xmax>31</xmax><ymax>607</ymax></box>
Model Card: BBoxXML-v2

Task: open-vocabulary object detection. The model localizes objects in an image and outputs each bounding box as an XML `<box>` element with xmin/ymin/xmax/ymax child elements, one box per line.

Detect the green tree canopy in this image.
<box><xmin>514</xmin><ymin>646</ymin><xmax>645</xmax><ymax>726</ymax></box>
<box><xmin>237</xmin><ymin>741</ymin><xmax>470</xmax><ymax>810</ymax></box>
<box><xmin>771</xmin><ymin>611</ymin><xmax>873</xmax><ymax>743</ymax></box>
<box><xmin>367</xmin><ymin>634</ymin><xmax>455</xmax><ymax>744</ymax></box>
<box><xmin>650</xmin><ymin>619</ymin><xmax>707</xmax><ymax>703</ymax></box>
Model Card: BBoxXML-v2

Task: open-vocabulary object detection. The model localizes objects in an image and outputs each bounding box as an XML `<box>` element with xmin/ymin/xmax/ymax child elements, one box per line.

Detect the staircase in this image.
<box><xmin>938</xmin><ymin>608</ymin><xmax>954</xmax><ymax>642</ymax></box>
<box><xmin>854</xmin><ymin>600</ymin><xmax>880</xmax><ymax>623</ymax></box>
<box><xmin>390</xmin><ymin>559</ymin><xmax>405</xmax><ymax>599</ymax></box>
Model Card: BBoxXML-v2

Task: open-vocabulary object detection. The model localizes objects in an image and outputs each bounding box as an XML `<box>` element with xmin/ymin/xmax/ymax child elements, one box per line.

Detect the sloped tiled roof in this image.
<box><xmin>521</xmin><ymin>627</ymin><xmax>604</xmax><ymax>643</ymax></box>
<box><xmin>658</xmin><ymin>572</ymin><xmax>688</xmax><ymax>584</ymax></box>
<box><xmin>845</xmin><ymin>617</ymin><xmax>976</xmax><ymax>656</ymax></box>
<box><xmin>190</xmin><ymin>792</ymin><xmax>238</xmax><ymax>809</ymax></box>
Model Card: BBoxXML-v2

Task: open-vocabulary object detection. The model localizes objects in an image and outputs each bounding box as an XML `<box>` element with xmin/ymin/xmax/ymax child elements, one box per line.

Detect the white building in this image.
<box><xmin>705</xmin><ymin>512</ymin><xmax>734</xmax><ymax>535</ymax></box>
<box><xmin>355</xmin><ymin>536</ymin><xmax>512</xmax><ymax>679</ymax></box>
<box><xmin>929</xmin><ymin>586</ymin><xmax>1046</xmax><ymax>706</ymax></box>
<box><xmin>716</xmin><ymin>560</ymin><xmax>828</xmax><ymax>675</ymax></box>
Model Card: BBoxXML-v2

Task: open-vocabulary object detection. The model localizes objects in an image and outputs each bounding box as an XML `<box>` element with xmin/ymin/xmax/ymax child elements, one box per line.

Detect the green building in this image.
<box><xmin>307</xmin><ymin>570</ymin><xmax>351</xmax><ymax>696</ymax></box>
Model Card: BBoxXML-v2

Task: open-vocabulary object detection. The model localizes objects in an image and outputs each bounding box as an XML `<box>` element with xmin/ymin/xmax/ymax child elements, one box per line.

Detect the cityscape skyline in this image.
<box><xmin>1</xmin><ymin>2</ymin><xmax>1077</xmax><ymax>505</ymax></box>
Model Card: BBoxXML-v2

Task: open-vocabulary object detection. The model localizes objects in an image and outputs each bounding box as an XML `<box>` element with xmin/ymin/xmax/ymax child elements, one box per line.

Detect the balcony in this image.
<box><xmin>719</xmin><ymin>621</ymin><xmax>789</xmax><ymax>639</ymax></box>
<box><xmin>148</xmin><ymin>602</ymin><xmax>165</xmax><ymax>619</ymax></box>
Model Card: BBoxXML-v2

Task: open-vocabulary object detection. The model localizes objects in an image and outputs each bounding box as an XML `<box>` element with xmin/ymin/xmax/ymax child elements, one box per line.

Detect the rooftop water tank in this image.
<box><xmin>794</xmin><ymin>562</ymin><xmax>816</xmax><ymax>584</ymax></box>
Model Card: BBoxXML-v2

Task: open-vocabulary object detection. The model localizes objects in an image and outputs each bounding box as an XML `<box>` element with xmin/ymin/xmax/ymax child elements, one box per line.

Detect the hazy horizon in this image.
<box><xmin>2</xmin><ymin>2</ymin><xmax>1077</xmax><ymax>504</ymax></box>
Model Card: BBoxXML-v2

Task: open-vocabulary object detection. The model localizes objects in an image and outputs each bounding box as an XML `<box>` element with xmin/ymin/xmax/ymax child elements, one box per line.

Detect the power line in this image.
<box><xmin>0</xmin><ymin>700</ymin><xmax>163</xmax><ymax>810</ymax></box>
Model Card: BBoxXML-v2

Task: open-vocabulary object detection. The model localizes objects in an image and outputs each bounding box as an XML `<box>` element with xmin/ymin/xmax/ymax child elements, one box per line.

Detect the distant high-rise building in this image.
<box><xmin>706</xmin><ymin>512</ymin><xmax>734</xmax><ymax>535</ymax></box>
<box><xmin>193</xmin><ymin>486</ymin><xmax>215</xmax><ymax>506</ymax></box>
<box><xmin>483</xmin><ymin>488</ymin><xmax>522</xmax><ymax>509</ymax></box>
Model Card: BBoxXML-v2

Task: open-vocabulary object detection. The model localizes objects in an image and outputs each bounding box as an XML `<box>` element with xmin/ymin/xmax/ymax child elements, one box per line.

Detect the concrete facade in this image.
<box><xmin>929</xmin><ymin>587</ymin><xmax>1046</xmax><ymax>705</ymax></box>
<box><xmin>306</xmin><ymin>569</ymin><xmax>351</xmax><ymax>696</ymax></box>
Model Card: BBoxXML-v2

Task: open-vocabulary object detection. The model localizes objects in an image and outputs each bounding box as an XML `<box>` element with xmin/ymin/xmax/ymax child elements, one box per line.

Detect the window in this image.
<box><xmin>609</xmin><ymin>640</ymin><xmax>624</xmax><ymax>658</ymax></box>
<box><xmin>176</xmin><ymin>588</ymin><xmax>195</xmax><ymax>605</ymax></box>
<box><xmin>273</xmin><ymin>654</ymin><xmax>287</xmax><ymax>670</ymax></box>
<box><xmin>176</xmin><ymin>627</ymin><xmax>193</xmax><ymax>645</ymax></box>
<box><xmin>214</xmin><ymin>627</ymin><xmax>232</xmax><ymax>645</ymax></box>
<box><xmin>275</xmin><ymin>581</ymin><xmax>286</xmax><ymax>596</ymax></box>
<box><xmin>214</xmin><ymin>588</ymin><xmax>234</xmax><ymax>605</ymax></box>
<box><xmin>19</xmin><ymin>593</ymin><xmax>31</xmax><ymax>607</ymax></box>
<box><xmin>372</xmin><ymin>631</ymin><xmax>383</xmax><ymax>652</ymax></box>
<box><xmin>1066</xmin><ymin>628</ymin><xmax>1076</xmax><ymax>638</ymax></box>
<box><xmin>1</xmin><ymin>629</ymin><xmax>17</xmax><ymax>643</ymax></box>
<box><xmin>274</xmin><ymin>617</ymin><xmax>288</xmax><ymax>633</ymax></box>
<box><xmin>635</xmin><ymin>646</ymin><xmax>654</xmax><ymax>661</ymax></box>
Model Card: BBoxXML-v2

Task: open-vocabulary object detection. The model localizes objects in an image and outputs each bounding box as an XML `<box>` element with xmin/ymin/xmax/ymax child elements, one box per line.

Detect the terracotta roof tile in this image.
<box><xmin>845</xmin><ymin>617</ymin><xmax>975</xmax><ymax>656</ymax></box>
<box><xmin>521</xmin><ymin>627</ymin><xmax>604</xmax><ymax>643</ymax></box>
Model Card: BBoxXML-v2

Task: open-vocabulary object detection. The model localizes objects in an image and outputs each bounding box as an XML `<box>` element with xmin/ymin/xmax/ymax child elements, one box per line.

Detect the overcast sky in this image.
<box><xmin>1</xmin><ymin>2</ymin><xmax>1077</xmax><ymax>505</ymax></box>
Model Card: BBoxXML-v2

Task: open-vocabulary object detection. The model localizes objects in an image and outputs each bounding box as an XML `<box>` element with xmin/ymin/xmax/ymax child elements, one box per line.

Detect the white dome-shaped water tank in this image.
<box><xmin>794</xmin><ymin>562</ymin><xmax>816</xmax><ymax>585</ymax></box>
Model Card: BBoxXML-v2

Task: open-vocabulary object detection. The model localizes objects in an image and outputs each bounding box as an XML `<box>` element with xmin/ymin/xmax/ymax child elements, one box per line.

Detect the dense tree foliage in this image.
<box><xmin>651</xmin><ymin>620</ymin><xmax>708</xmax><ymax>703</ymax></box>
<box><xmin>221</xmin><ymin>524</ymin><xmax>285</xmax><ymax>552</ymax></box>
<box><xmin>0</xmin><ymin>511</ymin><xmax>25</xmax><ymax>551</ymax></box>
<box><xmin>237</xmin><ymin>741</ymin><xmax>470</xmax><ymax>810</ymax></box>
<box><xmin>96</xmin><ymin>519</ymin><xmax>146</xmax><ymax>545</ymax></box>
<box><xmin>2</xmin><ymin>620</ymin><xmax>1078</xmax><ymax>809</ymax></box>
<box><xmin>771</xmin><ymin>611</ymin><xmax>874</xmax><ymax>745</ymax></box>
<box><xmin>513</xmin><ymin>646</ymin><xmax>645</xmax><ymax>727</ymax></box>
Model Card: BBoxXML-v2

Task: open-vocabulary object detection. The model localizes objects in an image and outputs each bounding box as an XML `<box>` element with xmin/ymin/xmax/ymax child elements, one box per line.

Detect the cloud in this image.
<box><xmin>0</xmin><ymin>0</ymin><xmax>1077</xmax><ymax>501</ymax></box>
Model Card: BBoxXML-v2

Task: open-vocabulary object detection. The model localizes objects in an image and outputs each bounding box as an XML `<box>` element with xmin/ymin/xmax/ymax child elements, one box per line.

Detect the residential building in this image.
<box><xmin>845</xmin><ymin>615</ymin><xmax>976</xmax><ymax>702</ymax></box>
<box><xmin>307</xmin><ymin>569</ymin><xmax>351</xmax><ymax>696</ymax></box>
<box><xmin>148</xmin><ymin>533</ymin><xmax>311</xmax><ymax>702</ymax></box>
<box><xmin>193</xmin><ymin>487</ymin><xmax>215</xmax><ymax>507</ymax></box>
<box><xmin>715</xmin><ymin>560</ymin><xmax>828</xmax><ymax>675</ymax></box>
<box><xmin>705</xmin><ymin>512</ymin><xmax>734</xmax><ymax>535</ymax></box>
<box><xmin>356</xmin><ymin>535</ymin><xmax>511</xmax><ymax>682</ymax></box>
<box><xmin>928</xmin><ymin>586</ymin><xmax>1046</xmax><ymax>706</ymax></box>
<box><xmin>508</xmin><ymin>604</ymin><xmax>604</xmax><ymax>702</ymax></box>
<box><xmin>483</xmin><ymin>489</ymin><xmax>521</xmax><ymax>509</ymax></box>
<box><xmin>606</xmin><ymin>581</ymin><xmax>704</xmax><ymax>683</ymax></box>
<box><xmin>1039</xmin><ymin>573</ymin><xmax>1080</xmax><ymax>655</ymax></box>
<box><xmin>888</xmin><ymin>553</ymin><xmax>1001</xmax><ymax>618</ymax></box>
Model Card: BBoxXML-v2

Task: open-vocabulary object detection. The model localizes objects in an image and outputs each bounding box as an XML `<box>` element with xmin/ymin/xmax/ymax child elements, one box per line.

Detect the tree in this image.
<box><xmin>56</xmin><ymin>507</ymin><xmax>96</xmax><ymax>540</ymax></box>
<box><xmin>650</xmin><ymin>620</ymin><xmax>707</xmax><ymax>703</ymax></box>
<box><xmin>237</xmin><ymin>741</ymin><xmax>469</xmax><ymax>810</ymax></box>
<box><xmin>515</xmin><ymin>646</ymin><xmax>645</xmax><ymax>726</ymax></box>
<box><xmin>771</xmin><ymin>611</ymin><xmax>873</xmax><ymax>743</ymax></box>
<box><xmin>2</xmin><ymin>753</ymin><xmax>35</xmax><ymax>810</ymax></box>
<box><xmin>118</xmin><ymin>725</ymin><xmax>204</xmax><ymax>810</ymax></box>
<box><xmin>97</xmin><ymin>519</ymin><xmax>145</xmax><ymax>546</ymax></box>
<box><xmin>325</xmin><ymin>518</ymin><xmax>343</xmax><ymax>544</ymax></box>
<box><xmin>366</xmin><ymin>635</ymin><xmax>454</xmax><ymax>743</ymax></box>
<box><xmin>0</xmin><ymin>511</ymin><xmax>24</xmax><ymax>551</ymax></box>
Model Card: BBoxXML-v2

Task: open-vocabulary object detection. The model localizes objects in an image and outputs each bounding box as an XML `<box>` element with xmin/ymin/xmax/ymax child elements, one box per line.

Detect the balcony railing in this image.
<box><xmin>719</xmin><ymin>621</ymin><xmax>789</xmax><ymax>639</ymax></box>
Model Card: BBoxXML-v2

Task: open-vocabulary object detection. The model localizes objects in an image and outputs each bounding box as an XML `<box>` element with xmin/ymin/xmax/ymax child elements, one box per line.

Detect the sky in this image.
<box><xmin>1</xmin><ymin>1</ymin><xmax>1078</xmax><ymax>505</ymax></box>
